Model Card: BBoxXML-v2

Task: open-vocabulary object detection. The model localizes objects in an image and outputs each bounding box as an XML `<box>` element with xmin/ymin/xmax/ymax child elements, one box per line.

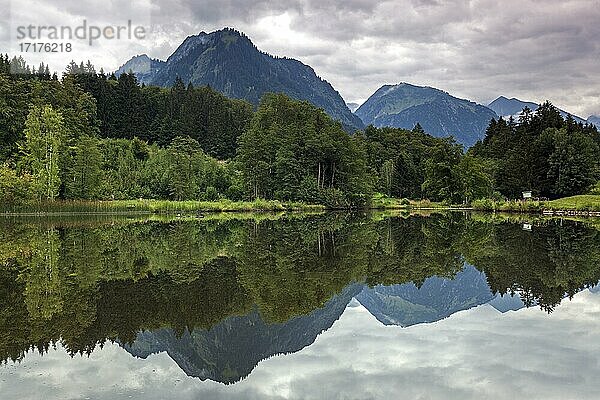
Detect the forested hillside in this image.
<box><xmin>1</xmin><ymin>55</ymin><xmax>599</xmax><ymax>208</ymax></box>
<box><xmin>471</xmin><ymin>102</ymin><xmax>600</xmax><ymax>199</ymax></box>
<box><xmin>116</xmin><ymin>28</ymin><xmax>364</xmax><ymax>131</ymax></box>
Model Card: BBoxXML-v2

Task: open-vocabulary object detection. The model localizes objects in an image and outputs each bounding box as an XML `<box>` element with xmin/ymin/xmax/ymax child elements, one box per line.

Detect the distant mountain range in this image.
<box><xmin>355</xmin><ymin>264</ymin><xmax>524</xmax><ymax>326</ymax></box>
<box><xmin>116</xmin><ymin>28</ymin><xmax>598</xmax><ymax>146</ymax></box>
<box><xmin>115</xmin><ymin>54</ymin><xmax>165</xmax><ymax>84</ymax></box>
<box><xmin>354</xmin><ymin>83</ymin><xmax>498</xmax><ymax>147</ymax></box>
<box><xmin>487</xmin><ymin>96</ymin><xmax>539</xmax><ymax>117</ymax></box>
<box><xmin>116</xmin><ymin>28</ymin><xmax>363</xmax><ymax>131</ymax></box>
<box><xmin>352</xmin><ymin>87</ymin><xmax>598</xmax><ymax>146</ymax></box>
<box><xmin>487</xmin><ymin>96</ymin><xmax>588</xmax><ymax>124</ymax></box>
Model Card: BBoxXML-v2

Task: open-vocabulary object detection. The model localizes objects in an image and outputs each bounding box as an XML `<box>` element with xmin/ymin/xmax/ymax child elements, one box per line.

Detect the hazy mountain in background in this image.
<box><xmin>487</xmin><ymin>96</ymin><xmax>538</xmax><ymax>117</ymax></box>
<box><xmin>488</xmin><ymin>96</ymin><xmax>587</xmax><ymax>124</ymax></box>
<box><xmin>116</xmin><ymin>28</ymin><xmax>363</xmax><ymax>131</ymax></box>
<box><xmin>355</xmin><ymin>83</ymin><xmax>497</xmax><ymax>147</ymax></box>
<box><xmin>587</xmin><ymin>115</ymin><xmax>600</xmax><ymax>127</ymax></box>
<box><xmin>115</xmin><ymin>54</ymin><xmax>166</xmax><ymax>84</ymax></box>
<box><xmin>346</xmin><ymin>102</ymin><xmax>360</xmax><ymax>112</ymax></box>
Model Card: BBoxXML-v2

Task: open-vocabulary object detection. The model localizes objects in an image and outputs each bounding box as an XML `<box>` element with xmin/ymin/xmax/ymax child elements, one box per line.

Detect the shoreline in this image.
<box><xmin>3</xmin><ymin>206</ymin><xmax>600</xmax><ymax>218</ymax></box>
<box><xmin>2</xmin><ymin>195</ymin><xmax>600</xmax><ymax>217</ymax></box>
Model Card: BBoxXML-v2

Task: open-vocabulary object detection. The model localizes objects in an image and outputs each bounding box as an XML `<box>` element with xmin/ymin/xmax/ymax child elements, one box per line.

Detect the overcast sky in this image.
<box><xmin>2</xmin><ymin>0</ymin><xmax>600</xmax><ymax>117</ymax></box>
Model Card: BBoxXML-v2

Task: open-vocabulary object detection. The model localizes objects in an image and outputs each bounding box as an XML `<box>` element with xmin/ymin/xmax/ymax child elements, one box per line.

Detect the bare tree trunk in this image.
<box><xmin>317</xmin><ymin>163</ymin><xmax>321</xmax><ymax>189</ymax></box>
<box><xmin>331</xmin><ymin>162</ymin><xmax>335</xmax><ymax>187</ymax></box>
<box><xmin>317</xmin><ymin>232</ymin><xmax>322</xmax><ymax>256</ymax></box>
<box><xmin>331</xmin><ymin>230</ymin><xmax>335</xmax><ymax>256</ymax></box>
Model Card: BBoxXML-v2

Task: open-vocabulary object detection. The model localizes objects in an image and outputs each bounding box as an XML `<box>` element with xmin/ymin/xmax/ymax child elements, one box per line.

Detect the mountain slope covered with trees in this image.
<box><xmin>116</xmin><ymin>28</ymin><xmax>363</xmax><ymax>131</ymax></box>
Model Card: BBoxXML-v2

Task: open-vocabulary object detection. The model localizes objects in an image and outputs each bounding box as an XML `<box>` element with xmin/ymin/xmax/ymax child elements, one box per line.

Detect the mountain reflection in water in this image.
<box><xmin>1</xmin><ymin>212</ymin><xmax>599</xmax><ymax>394</ymax></box>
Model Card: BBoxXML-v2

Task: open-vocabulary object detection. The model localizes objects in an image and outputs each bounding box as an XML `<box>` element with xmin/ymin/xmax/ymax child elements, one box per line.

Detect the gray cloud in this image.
<box><xmin>3</xmin><ymin>0</ymin><xmax>600</xmax><ymax>117</ymax></box>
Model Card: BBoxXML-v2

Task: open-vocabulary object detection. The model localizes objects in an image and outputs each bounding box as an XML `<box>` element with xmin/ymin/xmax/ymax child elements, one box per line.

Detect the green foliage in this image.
<box><xmin>236</xmin><ymin>93</ymin><xmax>372</xmax><ymax>207</ymax></box>
<box><xmin>544</xmin><ymin>195</ymin><xmax>600</xmax><ymax>212</ymax></box>
<box><xmin>22</xmin><ymin>105</ymin><xmax>64</xmax><ymax>201</ymax></box>
<box><xmin>453</xmin><ymin>155</ymin><xmax>495</xmax><ymax>204</ymax></box>
<box><xmin>164</xmin><ymin>136</ymin><xmax>206</xmax><ymax>200</ymax></box>
<box><xmin>5</xmin><ymin>56</ymin><xmax>587</xmax><ymax>208</ymax></box>
<box><xmin>370</xmin><ymin>194</ymin><xmax>420</xmax><ymax>209</ymax></box>
<box><xmin>71</xmin><ymin>72</ymin><xmax>254</xmax><ymax>160</ymax></box>
<box><xmin>472</xmin><ymin>102</ymin><xmax>600</xmax><ymax>199</ymax></box>
<box><xmin>0</xmin><ymin>199</ymin><xmax>325</xmax><ymax>214</ymax></box>
<box><xmin>547</xmin><ymin>129</ymin><xmax>599</xmax><ymax>196</ymax></box>
<box><xmin>360</xmin><ymin>125</ymin><xmax>491</xmax><ymax>203</ymax></box>
<box><xmin>64</xmin><ymin>134</ymin><xmax>102</xmax><ymax>199</ymax></box>
<box><xmin>0</xmin><ymin>163</ymin><xmax>33</xmax><ymax>204</ymax></box>
<box><xmin>589</xmin><ymin>182</ymin><xmax>600</xmax><ymax>195</ymax></box>
<box><xmin>97</xmin><ymin>138</ymin><xmax>150</xmax><ymax>199</ymax></box>
<box><xmin>471</xmin><ymin>199</ymin><xmax>543</xmax><ymax>212</ymax></box>
<box><xmin>421</xmin><ymin>138</ymin><xmax>462</xmax><ymax>202</ymax></box>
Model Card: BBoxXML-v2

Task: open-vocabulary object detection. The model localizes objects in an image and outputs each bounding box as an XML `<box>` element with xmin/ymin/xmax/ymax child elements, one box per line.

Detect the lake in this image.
<box><xmin>1</xmin><ymin>212</ymin><xmax>599</xmax><ymax>399</ymax></box>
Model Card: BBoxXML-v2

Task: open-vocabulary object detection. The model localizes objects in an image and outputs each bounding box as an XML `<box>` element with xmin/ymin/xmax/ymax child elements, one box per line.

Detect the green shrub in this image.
<box><xmin>203</xmin><ymin>186</ymin><xmax>220</xmax><ymax>201</ymax></box>
<box><xmin>472</xmin><ymin>198</ymin><xmax>496</xmax><ymax>211</ymax></box>
<box><xmin>589</xmin><ymin>182</ymin><xmax>600</xmax><ymax>195</ymax></box>
<box><xmin>320</xmin><ymin>188</ymin><xmax>349</xmax><ymax>209</ymax></box>
<box><xmin>0</xmin><ymin>164</ymin><xmax>34</xmax><ymax>205</ymax></box>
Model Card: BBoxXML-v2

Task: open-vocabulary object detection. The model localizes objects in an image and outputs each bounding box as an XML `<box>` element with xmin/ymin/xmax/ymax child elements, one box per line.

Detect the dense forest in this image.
<box><xmin>1</xmin><ymin>55</ymin><xmax>599</xmax><ymax>207</ymax></box>
<box><xmin>471</xmin><ymin>102</ymin><xmax>600</xmax><ymax>199</ymax></box>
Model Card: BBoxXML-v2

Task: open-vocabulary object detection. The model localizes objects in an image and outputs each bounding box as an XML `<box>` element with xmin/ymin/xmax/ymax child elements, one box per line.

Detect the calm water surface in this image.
<box><xmin>1</xmin><ymin>212</ymin><xmax>599</xmax><ymax>399</ymax></box>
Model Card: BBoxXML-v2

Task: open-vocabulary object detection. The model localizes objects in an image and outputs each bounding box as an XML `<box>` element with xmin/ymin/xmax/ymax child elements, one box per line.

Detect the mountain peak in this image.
<box><xmin>116</xmin><ymin>28</ymin><xmax>363</xmax><ymax>131</ymax></box>
<box><xmin>346</xmin><ymin>102</ymin><xmax>360</xmax><ymax>113</ymax></box>
<box><xmin>374</xmin><ymin>82</ymin><xmax>453</xmax><ymax>99</ymax></box>
<box><xmin>489</xmin><ymin>96</ymin><xmax>587</xmax><ymax>123</ymax></box>
<box><xmin>587</xmin><ymin>115</ymin><xmax>600</xmax><ymax>127</ymax></box>
<box><xmin>356</xmin><ymin>83</ymin><xmax>496</xmax><ymax>147</ymax></box>
<box><xmin>115</xmin><ymin>54</ymin><xmax>166</xmax><ymax>82</ymax></box>
<box><xmin>131</xmin><ymin>54</ymin><xmax>150</xmax><ymax>60</ymax></box>
<box><xmin>183</xmin><ymin>28</ymin><xmax>252</xmax><ymax>48</ymax></box>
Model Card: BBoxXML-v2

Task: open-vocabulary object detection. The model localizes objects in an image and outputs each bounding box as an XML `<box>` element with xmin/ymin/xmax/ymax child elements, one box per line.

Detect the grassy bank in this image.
<box><xmin>471</xmin><ymin>199</ymin><xmax>543</xmax><ymax>213</ymax></box>
<box><xmin>0</xmin><ymin>199</ymin><xmax>325</xmax><ymax>215</ymax></box>
<box><xmin>5</xmin><ymin>194</ymin><xmax>600</xmax><ymax>216</ymax></box>
<box><xmin>370</xmin><ymin>194</ymin><xmax>455</xmax><ymax>210</ymax></box>
<box><xmin>469</xmin><ymin>211</ymin><xmax>600</xmax><ymax>228</ymax></box>
<box><xmin>1</xmin><ymin>193</ymin><xmax>461</xmax><ymax>215</ymax></box>
<box><xmin>472</xmin><ymin>195</ymin><xmax>600</xmax><ymax>213</ymax></box>
<box><xmin>543</xmin><ymin>195</ymin><xmax>600</xmax><ymax>211</ymax></box>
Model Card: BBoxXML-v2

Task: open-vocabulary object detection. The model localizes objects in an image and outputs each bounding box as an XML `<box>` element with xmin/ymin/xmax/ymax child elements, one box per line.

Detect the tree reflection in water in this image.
<box><xmin>1</xmin><ymin>212</ymin><xmax>599</xmax><ymax>383</ymax></box>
